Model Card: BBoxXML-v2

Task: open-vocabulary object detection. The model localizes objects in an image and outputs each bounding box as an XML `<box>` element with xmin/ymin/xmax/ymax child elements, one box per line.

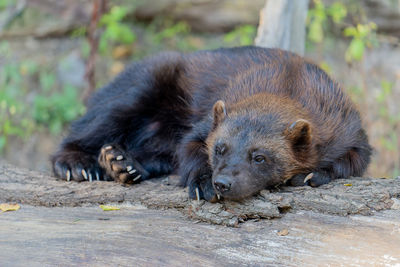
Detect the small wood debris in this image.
<box><xmin>277</xmin><ymin>229</ymin><xmax>289</xmax><ymax>236</ymax></box>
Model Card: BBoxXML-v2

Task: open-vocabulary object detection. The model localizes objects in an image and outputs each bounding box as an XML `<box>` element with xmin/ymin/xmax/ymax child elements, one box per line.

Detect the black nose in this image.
<box><xmin>214</xmin><ymin>177</ymin><xmax>232</xmax><ymax>193</ymax></box>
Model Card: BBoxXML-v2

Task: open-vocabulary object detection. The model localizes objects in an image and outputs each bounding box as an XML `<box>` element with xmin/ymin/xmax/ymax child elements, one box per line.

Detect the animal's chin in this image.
<box><xmin>211</xmin><ymin>176</ymin><xmax>269</xmax><ymax>201</ymax></box>
<box><xmin>217</xmin><ymin>189</ymin><xmax>258</xmax><ymax>201</ymax></box>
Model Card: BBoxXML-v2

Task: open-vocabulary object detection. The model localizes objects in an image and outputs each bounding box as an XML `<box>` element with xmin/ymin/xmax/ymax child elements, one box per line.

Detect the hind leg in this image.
<box><xmin>53</xmin><ymin>141</ymin><xmax>173</xmax><ymax>183</ymax></box>
<box><xmin>51</xmin><ymin>102</ymin><xmax>140</xmax><ymax>182</ymax></box>
<box><xmin>52</xmin><ymin>145</ymin><xmax>106</xmax><ymax>182</ymax></box>
<box><xmin>52</xmin><ymin>53</ymin><xmax>185</xmax><ymax>183</ymax></box>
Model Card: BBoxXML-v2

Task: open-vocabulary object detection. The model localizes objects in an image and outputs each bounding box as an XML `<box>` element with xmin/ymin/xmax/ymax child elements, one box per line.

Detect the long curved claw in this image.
<box><xmin>81</xmin><ymin>169</ymin><xmax>88</xmax><ymax>180</ymax></box>
<box><xmin>66</xmin><ymin>170</ymin><xmax>71</xmax><ymax>181</ymax></box>
<box><xmin>304</xmin><ymin>173</ymin><xmax>314</xmax><ymax>183</ymax></box>
<box><xmin>133</xmin><ymin>174</ymin><xmax>141</xmax><ymax>181</ymax></box>
<box><xmin>195</xmin><ymin>187</ymin><xmax>200</xmax><ymax>201</ymax></box>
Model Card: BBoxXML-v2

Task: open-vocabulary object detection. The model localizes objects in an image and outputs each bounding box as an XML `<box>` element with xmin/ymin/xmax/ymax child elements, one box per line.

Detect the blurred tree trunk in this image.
<box><xmin>83</xmin><ymin>0</ymin><xmax>108</xmax><ymax>105</ymax></box>
<box><xmin>255</xmin><ymin>0</ymin><xmax>309</xmax><ymax>55</ymax></box>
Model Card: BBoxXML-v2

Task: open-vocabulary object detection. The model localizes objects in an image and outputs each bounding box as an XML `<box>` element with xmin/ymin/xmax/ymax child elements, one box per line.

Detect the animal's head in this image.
<box><xmin>206</xmin><ymin>97</ymin><xmax>318</xmax><ymax>200</ymax></box>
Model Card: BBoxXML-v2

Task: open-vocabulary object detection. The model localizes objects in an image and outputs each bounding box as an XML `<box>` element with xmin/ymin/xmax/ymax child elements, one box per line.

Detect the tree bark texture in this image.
<box><xmin>1</xmin><ymin>163</ymin><xmax>399</xmax><ymax>227</ymax></box>
<box><xmin>255</xmin><ymin>0</ymin><xmax>310</xmax><ymax>55</ymax></box>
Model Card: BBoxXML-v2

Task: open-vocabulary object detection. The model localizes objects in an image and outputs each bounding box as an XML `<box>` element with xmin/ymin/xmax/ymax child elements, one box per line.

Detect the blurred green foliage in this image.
<box><xmin>0</xmin><ymin>62</ymin><xmax>34</xmax><ymax>152</ymax></box>
<box><xmin>0</xmin><ymin>42</ymin><xmax>85</xmax><ymax>153</ymax></box>
<box><xmin>307</xmin><ymin>0</ymin><xmax>347</xmax><ymax>43</ymax></box>
<box><xmin>33</xmin><ymin>84</ymin><xmax>85</xmax><ymax>135</ymax></box>
<box><xmin>224</xmin><ymin>25</ymin><xmax>256</xmax><ymax>46</ymax></box>
<box><xmin>0</xmin><ymin>0</ymin><xmax>15</xmax><ymax>10</ymax></box>
<box><xmin>143</xmin><ymin>19</ymin><xmax>194</xmax><ymax>52</ymax></box>
<box><xmin>377</xmin><ymin>80</ymin><xmax>399</xmax><ymax>161</ymax></box>
<box><xmin>343</xmin><ymin>22</ymin><xmax>378</xmax><ymax>62</ymax></box>
<box><xmin>153</xmin><ymin>21</ymin><xmax>190</xmax><ymax>42</ymax></box>
<box><xmin>99</xmin><ymin>6</ymin><xmax>136</xmax><ymax>54</ymax></box>
<box><xmin>307</xmin><ymin>0</ymin><xmax>378</xmax><ymax>62</ymax></box>
<box><xmin>307</xmin><ymin>0</ymin><xmax>399</xmax><ymax>177</ymax></box>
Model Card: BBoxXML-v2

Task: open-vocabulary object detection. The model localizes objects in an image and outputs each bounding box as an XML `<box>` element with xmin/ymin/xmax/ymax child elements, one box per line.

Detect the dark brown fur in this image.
<box><xmin>51</xmin><ymin>46</ymin><xmax>372</xmax><ymax>201</ymax></box>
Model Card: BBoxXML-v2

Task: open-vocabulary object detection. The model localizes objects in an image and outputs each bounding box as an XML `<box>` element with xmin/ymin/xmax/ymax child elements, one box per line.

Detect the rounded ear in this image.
<box><xmin>285</xmin><ymin>119</ymin><xmax>312</xmax><ymax>156</ymax></box>
<box><xmin>212</xmin><ymin>100</ymin><xmax>227</xmax><ymax>128</ymax></box>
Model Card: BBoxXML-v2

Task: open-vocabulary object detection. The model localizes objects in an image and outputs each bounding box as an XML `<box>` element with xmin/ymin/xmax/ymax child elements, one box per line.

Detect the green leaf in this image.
<box><xmin>308</xmin><ymin>20</ymin><xmax>324</xmax><ymax>43</ymax></box>
<box><xmin>357</xmin><ymin>24</ymin><xmax>374</xmax><ymax>38</ymax></box>
<box><xmin>100</xmin><ymin>205</ymin><xmax>120</xmax><ymax>211</ymax></box>
<box><xmin>99</xmin><ymin>36</ymin><xmax>109</xmax><ymax>53</ymax></box>
<box><xmin>109</xmin><ymin>6</ymin><xmax>128</xmax><ymax>22</ymax></box>
<box><xmin>117</xmin><ymin>25</ymin><xmax>135</xmax><ymax>44</ymax></box>
<box><xmin>327</xmin><ymin>2</ymin><xmax>347</xmax><ymax>23</ymax></box>
<box><xmin>100</xmin><ymin>6</ymin><xmax>128</xmax><ymax>25</ymax></box>
<box><xmin>346</xmin><ymin>38</ymin><xmax>365</xmax><ymax>61</ymax></box>
<box><xmin>343</xmin><ymin>27</ymin><xmax>357</xmax><ymax>37</ymax></box>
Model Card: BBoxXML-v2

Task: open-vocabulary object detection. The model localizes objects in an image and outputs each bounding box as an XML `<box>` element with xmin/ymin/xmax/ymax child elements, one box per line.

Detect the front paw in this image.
<box><xmin>52</xmin><ymin>150</ymin><xmax>103</xmax><ymax>182</ymax></box>
<box><xmin>288</xmin><ymin>171</ymin><xmax>332</xmax><ymax>187</ymax></box>
<box><xmin>187</xmin><ymin>169</ymin><xmax>218</xmax><ymax>202</ymax></box>
<box><xmin>98</xmin><ymin>144</ymin><xmax>149</xmax><ymax>184</ymax></box>
<box><xmin>307</xmin><ymin>171</ymin><xmax>332</xmax><ymax>187</ymax></box>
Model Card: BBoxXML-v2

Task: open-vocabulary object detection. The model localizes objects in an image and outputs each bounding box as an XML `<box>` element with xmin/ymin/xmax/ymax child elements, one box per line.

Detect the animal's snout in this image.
<box><xmin>213</xmin><ymin>176</ymin><xmax>232</xmax><ymax>193</ymax></box>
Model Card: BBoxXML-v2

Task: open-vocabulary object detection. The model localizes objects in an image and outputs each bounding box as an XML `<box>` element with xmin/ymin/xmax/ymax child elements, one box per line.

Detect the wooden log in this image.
<box><xmin>1</xmin><ymin>163</ymin><xmax>399</xmax><ymax>226</ymax></box>
<box><xmin>1</xmin><ymin>162</ymin><xmax>400</xmax><ymax>265</ymax></box>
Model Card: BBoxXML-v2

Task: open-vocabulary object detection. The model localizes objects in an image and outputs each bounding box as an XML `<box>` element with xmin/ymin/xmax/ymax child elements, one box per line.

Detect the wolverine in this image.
<box><xmin>51</xmin><ymin>46</ymin><xmax>372</xmax><ymax>202</ymax></box>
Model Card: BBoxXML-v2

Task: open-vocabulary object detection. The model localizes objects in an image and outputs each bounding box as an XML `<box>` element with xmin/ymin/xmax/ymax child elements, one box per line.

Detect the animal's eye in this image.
<box><xmin>215</xmin><ymin>144</ymin><xmax>227</xmax><ymax>156</ymax></box>
<box><xmin>253</xmin><ymin>155</ymin><xmax>266</xmax><ymax>163</ymax></box>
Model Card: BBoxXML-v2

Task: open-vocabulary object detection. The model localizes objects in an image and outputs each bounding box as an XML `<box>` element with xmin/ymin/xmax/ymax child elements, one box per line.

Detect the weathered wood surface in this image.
<box><xmin>1</xmin><ymin>163</ymin><xmax>399</xmax><ymax>226</ymax></box>
<box><xmin>1</xmin><ymin>206</ymin><xmax>399</xmax><ymax>266</ymax></box>
<box><xmin>1</xmin><ymin>163</ymin><xmax>400</xmax><ymax>266</ymax></box>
